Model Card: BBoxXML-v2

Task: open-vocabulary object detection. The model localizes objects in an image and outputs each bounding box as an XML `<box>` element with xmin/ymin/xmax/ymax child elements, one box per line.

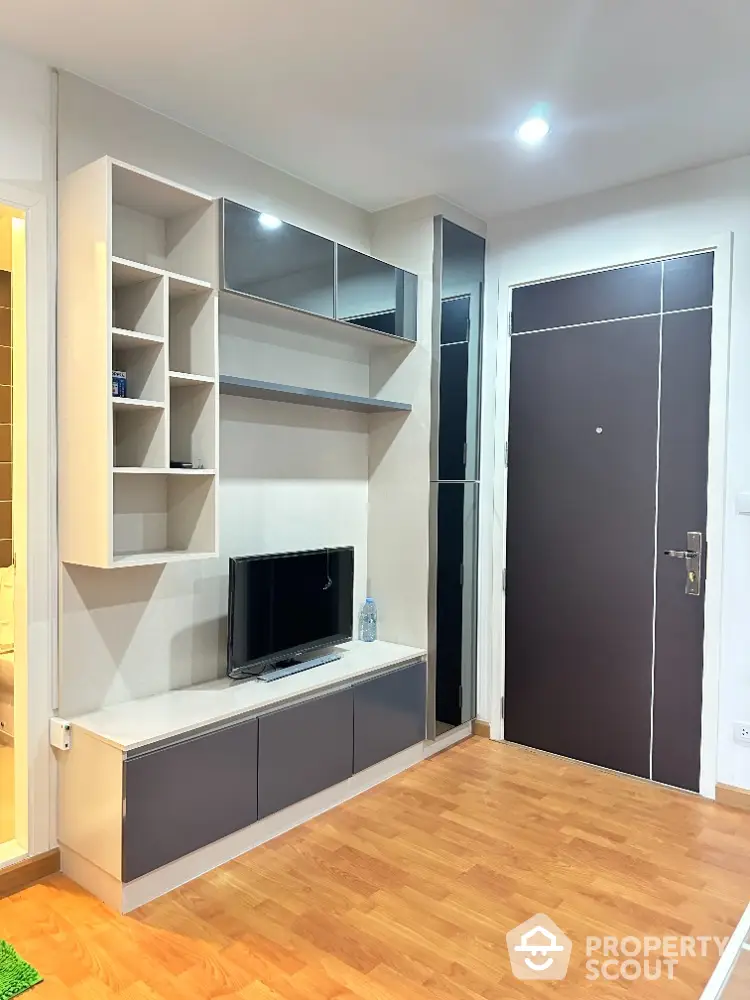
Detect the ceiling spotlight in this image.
<box><xmin>516</xmin><ymin>116</ymin><xmax>550</xmax><ymax>146</ymax></box>
<box><xmin>259</xmin><ymin>213</ymin><xmax>283</xmax><ymax>230</ymax></box>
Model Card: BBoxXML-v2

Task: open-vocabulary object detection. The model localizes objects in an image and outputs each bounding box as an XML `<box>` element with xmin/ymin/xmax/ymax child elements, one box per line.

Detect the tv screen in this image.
<box><xmin>227</xmin><ymin>547</ymin><xmax>354</xmax><ymax>678</ymax></box>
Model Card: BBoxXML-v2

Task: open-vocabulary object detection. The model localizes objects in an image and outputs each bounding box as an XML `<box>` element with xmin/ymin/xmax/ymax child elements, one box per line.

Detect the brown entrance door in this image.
<box><xmin>504</xmin><ymin>253</ymin><xmax>713</xmax><ymax>792</ymax></box>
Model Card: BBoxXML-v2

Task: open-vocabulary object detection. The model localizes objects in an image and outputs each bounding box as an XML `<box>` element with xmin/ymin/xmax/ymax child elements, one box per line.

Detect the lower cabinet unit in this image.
<box><xmin>122</xmin><ymin>717</ymin><xmax>258</xmax><ymax>882</ymax></box>
<box><xmin>257</xmin><ymin>688</ymin><xmax>354</xmax><ymax>819</ymax></box>
<box><xmin>353</xmin><ymin>661</ymin><xmax>426</xmax><ymax>773</ymax></box>
<box><xmin>115</xmin><ymin>662</ymin><xmax>426</xmax><ymax>884</ymax></box>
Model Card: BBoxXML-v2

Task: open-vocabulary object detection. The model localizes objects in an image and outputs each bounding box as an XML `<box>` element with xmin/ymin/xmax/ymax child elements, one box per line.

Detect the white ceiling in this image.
<box><xmin>4</xmin><ymin>0</ymin><xmax>750</xmax><ymax>218</ymax></box>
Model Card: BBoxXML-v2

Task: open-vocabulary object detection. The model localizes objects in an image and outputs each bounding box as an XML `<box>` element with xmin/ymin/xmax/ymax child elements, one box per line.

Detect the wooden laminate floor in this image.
<box><xmin>2</xmin><ymin>738</ymin><xmax>750</xmax><ymax>999</ymax></box>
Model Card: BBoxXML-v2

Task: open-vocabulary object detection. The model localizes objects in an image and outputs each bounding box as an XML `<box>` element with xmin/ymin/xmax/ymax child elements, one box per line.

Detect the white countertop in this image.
<box><xmin>70</xmin><ymin>640</ymin><xmax>426</xmax><ymax>752</ymax></box>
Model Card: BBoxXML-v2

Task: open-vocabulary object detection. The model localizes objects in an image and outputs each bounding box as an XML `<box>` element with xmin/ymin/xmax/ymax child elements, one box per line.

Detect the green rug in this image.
<box><xmin>0</xmin><ymin>941</ymin><xmax>41</xmax><ymax>1000</ymax></box>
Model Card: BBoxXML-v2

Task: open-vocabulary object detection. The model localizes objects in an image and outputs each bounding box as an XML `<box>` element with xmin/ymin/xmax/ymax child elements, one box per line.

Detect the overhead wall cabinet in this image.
<box><xmin>59</xmin><ymin>157</ymin><xmax>219</xmax><ymax>568</ymax></box>
<box><xmin>220</xmin><ymin>199</ymin><xmax>418</xmax><ymax>344</ymax></box>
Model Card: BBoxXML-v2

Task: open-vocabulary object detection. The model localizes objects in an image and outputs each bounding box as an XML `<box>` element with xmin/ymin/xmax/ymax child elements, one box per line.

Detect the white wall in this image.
<box><xmin>58</xmin><ymin>73</ymin><xmax>369</xmax><ymax>248</ymax></box>
<box><xmin>482</xmin><ymin>154</ymin><xmax>750</xmax><ymax>790</ymax></box>
<box><xmin>0</xmin><ymin>43</ymin><xmax>56</xmax><ymax>857</ymax></box>
<box><xmin>56</xmin><ymin>74</ymin><xmax>412</xmax><ymax>718</ymax></box>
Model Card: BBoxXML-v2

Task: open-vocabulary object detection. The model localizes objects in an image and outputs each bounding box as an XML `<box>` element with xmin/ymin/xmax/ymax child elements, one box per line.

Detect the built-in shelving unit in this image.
<box><xmin>219</xmin><ymin>375</ymin><xmax>411</xmax><ymax>413</ymax></box>
<box><xmin>59</xmin><ymin>156</ymin><xmax>219</xmax><ymax>568</ymax></box>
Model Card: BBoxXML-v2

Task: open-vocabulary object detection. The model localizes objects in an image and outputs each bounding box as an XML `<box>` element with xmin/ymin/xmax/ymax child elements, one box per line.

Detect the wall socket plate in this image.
<box><xmin>733</xmin><ymin>722</ymin><xmax>750</xmax><ymax>745</ymax></box>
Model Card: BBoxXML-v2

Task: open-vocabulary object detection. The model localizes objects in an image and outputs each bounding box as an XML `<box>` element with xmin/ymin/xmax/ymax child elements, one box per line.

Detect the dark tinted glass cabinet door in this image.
<box><xmin>336</xmin><ymin>245</ymin><xmax>417</xmax><ymax>341</ymax></box>
<box><xmin>221</xmin><ymin>199</ymin><xmax>335</xmax><ymax>317</ymax></box>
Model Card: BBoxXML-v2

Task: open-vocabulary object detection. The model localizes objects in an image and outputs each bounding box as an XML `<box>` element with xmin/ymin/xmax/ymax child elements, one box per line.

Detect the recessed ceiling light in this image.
<box><xmin>516</xmin><ymin>116</ymin><xmax>550</xmax><ymax>146</ymax></box>
<box><xmin>259</xmin><ymin>213</ymin><xmax>283</xmax><ymax>230</ymax></box>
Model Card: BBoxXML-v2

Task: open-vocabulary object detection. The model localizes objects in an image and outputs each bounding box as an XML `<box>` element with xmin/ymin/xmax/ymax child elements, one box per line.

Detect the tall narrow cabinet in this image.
<box><xmin>59</xmin><ymin>157</ymin><xmax>219</xmax><ymax>567</ymax></box>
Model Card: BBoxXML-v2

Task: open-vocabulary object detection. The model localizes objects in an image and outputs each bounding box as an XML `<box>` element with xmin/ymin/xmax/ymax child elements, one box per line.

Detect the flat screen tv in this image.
<box><xmin>227</xmin><ymin>546</ymin><xmax>354</xmax><ymax>679</ymax></box>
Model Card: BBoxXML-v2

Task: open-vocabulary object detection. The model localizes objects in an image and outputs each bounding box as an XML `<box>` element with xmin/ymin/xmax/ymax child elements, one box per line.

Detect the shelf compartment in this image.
<box><xmin>218</xmin><ymin>375</ymin><xmax>411</xmax><ymax>413</ymax></box>
<box><xmin>112</xmin><ymin>471</ymin><xmax>216</xmax><ymax>564</ymax></box>
<box><xmin>113</xmin><ymin>339</ymin><xmax>165</xmax><ymax>403</ymax></box>
<box><xmin>170</xmin><ymin>382</ymin><xmax>216</xmax><ymax>469</ymax></box>
<box><xmin>113</xmin><ymin>405</ymin><xmax>166</xmax><ymax>469</ymax></box>
<box><xmin>169</xmin><ymin>287</ymin><xmax>216</xmax><ymax>378</ymax></box>
<box><xmin>112</xmin><ymin>268</ymin><xmax>165</xmax><ymax>342</ymax></box>
<box><xmin>111</xmin><ymin>161</ymin><xmax>215</xmax><ymax>285</ymax></box>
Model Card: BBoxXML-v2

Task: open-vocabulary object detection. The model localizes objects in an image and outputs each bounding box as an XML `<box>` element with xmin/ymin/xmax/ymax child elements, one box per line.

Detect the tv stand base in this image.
<box><xmin>258</xmin><ymin>652</ymin><xmax>342</xmax><ymax>682</ymax></box>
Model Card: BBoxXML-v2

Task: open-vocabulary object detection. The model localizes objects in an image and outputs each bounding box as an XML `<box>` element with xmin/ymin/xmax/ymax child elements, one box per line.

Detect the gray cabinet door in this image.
<box><xmin>257</xmin><ymin>688</ymin><xmax>353</xmax><ymax>819</ymax></box>
<box><xmin>122</xmin><ymin>717</ymin><xmax>258</xmax><ymax>883</ymax></box>
<box><xmin>353</xmin><ymin>662</ymin><xmax>426</xmax><ymax>773</ymax></box>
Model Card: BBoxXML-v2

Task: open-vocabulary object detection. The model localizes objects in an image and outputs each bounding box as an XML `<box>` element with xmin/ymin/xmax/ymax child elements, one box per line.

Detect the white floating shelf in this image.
<box><xmin>169</xmin><ymin>371</ymin><xmax>215</xmax><ymax>387</ymax></box>
<box><xmin>219</xmin><ymin>289</ymin><xmax>416</xmax><ymax>351</ymax></box>
<box><xmin>219</xmin><ymin>375</ymin><xmax>411</xmax><ymax>413</ymax></box>
<box><xmin>112</xmin><ymin>397</ymin><xmax>166</xmax><ymax>411</ymax></box>
<box><xmin>112</xmin><ymin>328</ymin><xmax>164</xmax><ymax>349</ymax></box>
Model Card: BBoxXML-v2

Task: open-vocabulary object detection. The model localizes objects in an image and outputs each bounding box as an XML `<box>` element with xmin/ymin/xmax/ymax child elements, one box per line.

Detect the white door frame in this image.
<box><xmin>0</xmin><ymin>179</ymin><xmax>57</xmax><ymax>864</ymax></box>
<box><xmin>485</xmin><ymin>232</ymin><xmax>733</xmax><ymax>800</ymax></box>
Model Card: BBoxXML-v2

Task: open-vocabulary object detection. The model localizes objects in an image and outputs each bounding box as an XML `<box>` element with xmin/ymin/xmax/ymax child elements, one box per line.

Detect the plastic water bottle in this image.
<box><xmin>358</xmin><ymin>597</ymin><xmax>378</xmax><ymax>642</ymax></box>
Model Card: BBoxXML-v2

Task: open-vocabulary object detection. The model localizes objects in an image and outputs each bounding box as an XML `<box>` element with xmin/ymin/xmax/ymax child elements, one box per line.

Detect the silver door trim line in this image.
<box><xmin>510</xmin><ymin>304</ymin><xmax>711</xmax><ymax>337</ymax></box>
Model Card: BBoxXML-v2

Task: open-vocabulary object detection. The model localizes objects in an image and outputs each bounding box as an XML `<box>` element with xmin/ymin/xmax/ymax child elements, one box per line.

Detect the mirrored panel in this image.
<box><xmin>429</xmin><ymin>219</ymin><xmax>486</xmax><ymax>738</ymax></box>
<box><xmin>221</xmin><ymin>200</ymin><xmax>335</xmax><ymax>318</ymax></box>
<box><xmin>434</xmin><ymin>482</ymin><xmax>479</xmax><ymax>731</ymax></box>
<box><xmin>439</xmin><ymin>220</ymin><xmax>485</xmax><ymax>482</ymax></box>
<box><xmin>336</xmin><ymin>246</ymin><xmax>398</xmax><ymax>335</ymax></box>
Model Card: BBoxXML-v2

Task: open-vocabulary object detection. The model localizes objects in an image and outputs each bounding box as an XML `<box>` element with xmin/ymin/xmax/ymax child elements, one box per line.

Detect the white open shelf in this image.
<box><xmin>169</xmin><ymin>371</ymin><xmax>214</xmax><ymax>387</ymax></box>
<box><xmin>112</xmin><ymin>328</ymin><xmax>163</xmax><ymax>349</ymax></box>
<box><xmin>112</xmin><ymin>397</ymin><xmax>165</xmax><ymax>411</ymax></box>
<box><xmin>59</xmin><ymin>156</ymin><xmax>219</xmax><ymax>568</ymax></box>
<box><xmin>113</xmin><ymin>467</ymin><xmax>216</xmax><ymax>475</ymax></box>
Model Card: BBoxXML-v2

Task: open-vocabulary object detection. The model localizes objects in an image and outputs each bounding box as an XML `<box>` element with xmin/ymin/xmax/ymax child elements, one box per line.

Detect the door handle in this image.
<box><xmin>663</xmin><ymin>531</ymin><xmax>703</xmax><ymax>597</ymax></box>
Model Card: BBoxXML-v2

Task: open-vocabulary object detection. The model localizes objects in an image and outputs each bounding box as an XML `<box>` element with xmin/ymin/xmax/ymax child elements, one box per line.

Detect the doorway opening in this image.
<box><xmin>0</xmin><ymin>203</ymin><xmax>25</xmax><ymax>860</ymax></box>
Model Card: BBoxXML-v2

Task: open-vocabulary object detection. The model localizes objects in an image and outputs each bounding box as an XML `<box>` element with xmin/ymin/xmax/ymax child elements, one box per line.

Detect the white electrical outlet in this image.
<box><xmin>734</xmin><ymin>722</ymin><xmax>750</xmax><ymax>745</ymax></box>
<box><xmin>49</xmin><ymin>717</ymin><xmax>71</xmax><ymax>751</ymax></box>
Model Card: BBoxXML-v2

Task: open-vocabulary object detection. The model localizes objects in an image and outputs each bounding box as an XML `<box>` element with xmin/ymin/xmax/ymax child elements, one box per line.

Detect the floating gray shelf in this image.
<box><xmin>219</xmin><ymin>375</ymin><xmax>412</xmax><ymax>413</ymax></box>
<box><xmin>219</xmin><ymin>290</ymin><xmax>416</xmax><ymax>351</ymax></box>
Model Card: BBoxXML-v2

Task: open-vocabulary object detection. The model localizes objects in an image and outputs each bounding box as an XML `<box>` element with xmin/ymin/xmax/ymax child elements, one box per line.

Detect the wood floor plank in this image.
<box><xmin>3</xmin><ymin>738</ymin><xmax>750</xmax><ymax>997</ymax></box>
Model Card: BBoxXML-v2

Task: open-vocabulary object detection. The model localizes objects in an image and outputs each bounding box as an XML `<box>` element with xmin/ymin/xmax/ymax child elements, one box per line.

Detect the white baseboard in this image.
<box><xmin>120</xmin><ymin>742</ymin><xmax>426</xmax><ymax>913</ymax></box>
